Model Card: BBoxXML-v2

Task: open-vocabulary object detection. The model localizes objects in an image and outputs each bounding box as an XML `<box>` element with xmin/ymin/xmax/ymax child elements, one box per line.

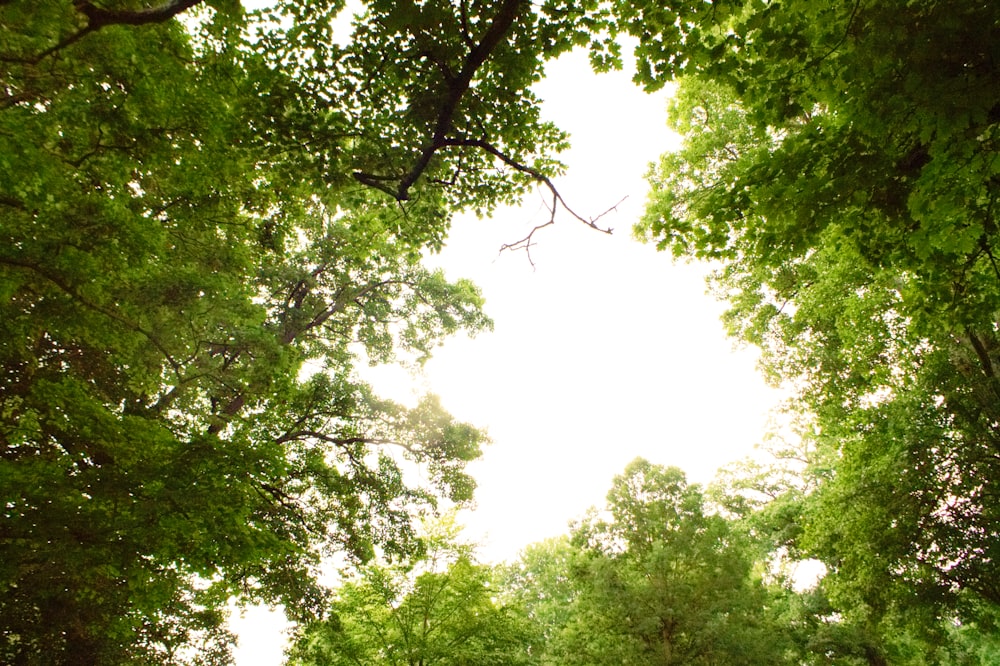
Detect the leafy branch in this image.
<box><xmin>353</xmin><ymin>0</ymin><xmax>523</xmax><ymax>200</ymax></box>
<box><xmin>30</xmin><ymin>0</ymin><xmax>205</xmax><ymax>63</ymax></box>
<box><xmin>0</xmin><ymin>256</ymin><xmax>183</xmax><ymax>375</ymax></box>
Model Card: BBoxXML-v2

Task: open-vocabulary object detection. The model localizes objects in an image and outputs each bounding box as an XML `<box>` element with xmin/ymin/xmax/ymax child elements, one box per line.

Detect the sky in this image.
<box><xmin>396</xmin><ymin>49</ymin><xmax>784</xmax><ymax>561</ymax></box>
<box><xmin>232</xmin><ymin>41</ymin><xmax>785</xmax><ymax>666</ymax></box>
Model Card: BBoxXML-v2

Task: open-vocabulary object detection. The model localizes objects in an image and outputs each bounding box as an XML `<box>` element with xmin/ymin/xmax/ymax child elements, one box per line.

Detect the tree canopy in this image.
<box><xmin>287</xmin><ymin>517</ymin><xmax>537</xmax><ymax>666</ymax></box>
<box><xmin>7</xmin><ymin>0</ymin><xmax>1000</xmax><ymax>663</ymax></box>
<box><xmin>506</xmin><ymin>459</ymin><xmax>786</xmax><ymax>666</ymax></box>
<box><xmin>637</xmin><ymin>0</ymin><xmax>1000</xmax><ymax>647</ymax></box>
<box><xmin>0</xmin><ymin>0</ymin><xmax>611</xmax><ymax>662</ymax></box>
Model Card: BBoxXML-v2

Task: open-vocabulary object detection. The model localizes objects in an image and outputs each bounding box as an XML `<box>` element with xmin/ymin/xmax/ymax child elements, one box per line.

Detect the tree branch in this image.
<box><xmin>348</xmin><ymin>2</ymin><xmax>618</xmax><ymax>256</ymax></box>
<box><xmin>276</xmin><ymin>431</ymin><xmax>396</xmax><ymax>448</ymax></box>
<box><xmin>33</xmin><ymin>0</ymin><xmax>205</xmax><ymax>62</ymax></box>
<box><xmin>435</xmin><ymin>136</ymin><xmax>622</xmax><ymax>264</ymax></box>
<box><xmin>499</xmin><ymin>185</ymin><xmax>624</xmax><ymax>267</ymax></box>
<box><xmin>352</xmin><ymin>0</ymin><xmax>525</xmax><ymax>200</ymax></box>
<box><xmin>967</xmin><ymin>329</ymin><xmax>996</xmax><ymax>380</ymax></box>
<box><xmin>76</xmin><ymin>0</ymin><xmax>205</xmax><ymax>27</ymax></box>
<box><xmin>0</xmin><ymin>256</ymin><xmax>183</xmax><ymax>375</ymax></box>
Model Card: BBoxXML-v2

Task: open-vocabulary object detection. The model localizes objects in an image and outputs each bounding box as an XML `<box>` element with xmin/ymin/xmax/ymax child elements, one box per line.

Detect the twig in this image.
<box><xmin>499</xmin><ymin>189</ymin><xmax>625</xmax><ymax>267</ymax></box>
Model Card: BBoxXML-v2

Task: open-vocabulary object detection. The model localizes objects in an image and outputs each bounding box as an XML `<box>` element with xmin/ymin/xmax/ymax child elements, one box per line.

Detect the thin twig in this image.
<box><xmin>499</xmin><ymin>189</ymin><xmax>625</xmax><ymax>267</ymax></box>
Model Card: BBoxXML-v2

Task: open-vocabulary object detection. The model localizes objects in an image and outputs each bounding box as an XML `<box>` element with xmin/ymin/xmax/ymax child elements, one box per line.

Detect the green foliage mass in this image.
<box><xmin>635</xmin><ymin>0</ymin><xmax>1000</xmax><ymax>655</ymax></box>
<box><xmin>296</xmin><ymin>461</ymin><xmax>1000</xmax><ymax>666</ymax></box>
<box><xmin>507</xmin><ymin>460</ymin><xmax>1000</xmax><ymax>666</ymax></box>
<box><xmin>0</xmin><ymin>0</ymin><xmax>619</xmax><ymax>662</ymax></box>
<box><xmin>287</xmin><ymin>517</ymin><xmax>537</xmax><ymax>666</ymax></box>
<box><xmin>508</xmin><ymin>459</ymin><xmax>787</xmax><ymax>665</ymax></box>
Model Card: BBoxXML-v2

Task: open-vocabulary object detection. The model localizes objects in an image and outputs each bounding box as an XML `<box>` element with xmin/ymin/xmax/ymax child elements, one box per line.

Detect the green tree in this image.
<box><xmin>510</xmin><ymin>459</ymin><xmax>788</xmax><ymax>665</ymax></box>
<box><xmin>0</xmin><ymin>0</ymin><xmax>619</xmax><ymax>662</ymax></box>
<box><xmin>501</xmin><ymin>536</ymin><xmax>581</xmax><ymax>664</ymax></box>
<box><xmin>634</xmin><ymin>0</ymin><xmax>1000</xmax><ymax>638</ymax></box>
<box><xmin>287</xmin><ymin>518</ymin><xmax>537</xmax><ymax>666</ymax></box>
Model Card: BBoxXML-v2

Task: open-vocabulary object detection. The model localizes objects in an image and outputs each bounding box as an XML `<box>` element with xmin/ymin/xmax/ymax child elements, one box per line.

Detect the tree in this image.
<box><xmin>509</xmin><ymin>459</ymin><xmax>788</xmax><ymax>665</ymax></box>
<box><xmin>633</xmin><ymin>0</ymin><xmax>1000</xmax><ymax>645</ymax></box>
<box><xmin>0</xmin><ymin>1</ymin><xmax>620</xmax><ymax>662</ymax></box>
<box><xmin>500</xmin><ymin>536</ymin><xmax>580</xmax><ymax>665</ymax></box>
<box><xmin>286</xmin><ymin>518</ymin><xmax>537</xmax><ymax>666</ymax></box>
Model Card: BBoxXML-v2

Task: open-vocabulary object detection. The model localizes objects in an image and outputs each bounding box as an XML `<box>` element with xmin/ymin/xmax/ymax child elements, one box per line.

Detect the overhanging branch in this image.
<box><xmin>442</xmin><ymin>136</ymin><xmax>622</xmax><ymax>232</ymax></box>
<box><xmin>349</xmin><ymin>0</ymin><xmax>620</xmax><ymax>258</ymax></box>
<box><xmin>32</xmin><ymin>0</ymin><xmax>206</xmax><ymax>62</ymax></box>
<box><xmin>437</xmin><ymin>136</ymin><xmax>623</xmax><ymax>265</ymax></box>
<box><xmin>76</xmin><ymin>0</ymin><xmax>205</xmax><ymax>27</ymax></box>
<box><xmin>352</xmin><ymin>0</ymin><xmax>524</xmax><ymax>200</ymax></box>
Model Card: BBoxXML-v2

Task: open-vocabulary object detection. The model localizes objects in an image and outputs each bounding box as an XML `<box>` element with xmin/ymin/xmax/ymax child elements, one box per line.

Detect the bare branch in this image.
<box><xmin>446</xmin><ymin>136</ymin><xmax>624</xmax><ymax>230</ymax></box>
<box><xmin>499</xmin><ymin>187</ymin><xmax>626</xmax><ymax>266</ymax></box>
<box><xmin>436</xmin><ymin>136</ymin><xmax>623</xmax><ymax>263</ymax></box>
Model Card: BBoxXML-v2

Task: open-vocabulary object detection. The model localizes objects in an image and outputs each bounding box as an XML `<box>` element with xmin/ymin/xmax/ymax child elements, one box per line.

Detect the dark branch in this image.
<box><xmin>349</xmin><ymin>1</ymin><xmax>619</xmax><ymax>254</ymax></box>
<box><xmin>33</xmin><ymin>0</ymin><xmax>205</xmax><ymax>62</ymax></box>
<box><xmin>497</xmin><ymin>189</ymin><xmax>624</xmax><ymax>267</ymax></box>
<box><xmin>396</xmin><ymin>0</ymin><xmax>522</xmax><ymax>199</ymax></box>
<box><xmin>276</xmin><ymin>432</ymin><xmax>396</xmax><ymax>448</ymax></box>
<box><xmin>967</xmin><ymin>328</ymin><xmax>996</xmax><ymax>380</ymax></box>
<box><xmin>76</xmin><ymin>0</ymin><xmax>205</xmax><ymax>27</ymax></box>
<box><xmin>441</xmin><ymin>136</ymin><xmax>621</xmax><ymax>231</ymax></box>
<box><xmin>352</xmin><ymin>0</ymin><xmax>524</xmax><ymax>200</ymax></box>
<box><xmin>353</xmin><ymin>172</ymin><xmax>403</xmax><ymax>198</ymax></box>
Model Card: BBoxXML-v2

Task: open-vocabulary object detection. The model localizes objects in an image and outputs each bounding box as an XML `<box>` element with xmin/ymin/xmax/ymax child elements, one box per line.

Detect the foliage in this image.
<box><xmin>505</xmin><ymin>457</ymin><xmax>1000</xmax><ymax>666</ymax></box>
<box><xmin>500</xmin><ymin>535</ymin><xmax>580</xmax><ymax>661</ymax></box>
<box><xmin>0</xmin><ymin>0</ymin><xmax>623</xmax><ymax>662</ymax></box>
<box><xmin>286</xmin><ymin>517</ymin><xmax>537</xmax><ymax>666</ymax></box>
<box><xmin>508</xmin><ymin>459</ymin><xmax>788</xmax><ymax>665</ymax></box>
<box><xmin>635</xmin><ymin>0</ymin><xmax>1000</xmax><ymax>649</ymax></box>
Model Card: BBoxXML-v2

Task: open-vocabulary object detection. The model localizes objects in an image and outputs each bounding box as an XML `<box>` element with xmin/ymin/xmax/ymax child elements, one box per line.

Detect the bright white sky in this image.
<box><xmin>232</xmin><ymin>42</ymin><xmax>784</xmax><ymax>666</ymax></box>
